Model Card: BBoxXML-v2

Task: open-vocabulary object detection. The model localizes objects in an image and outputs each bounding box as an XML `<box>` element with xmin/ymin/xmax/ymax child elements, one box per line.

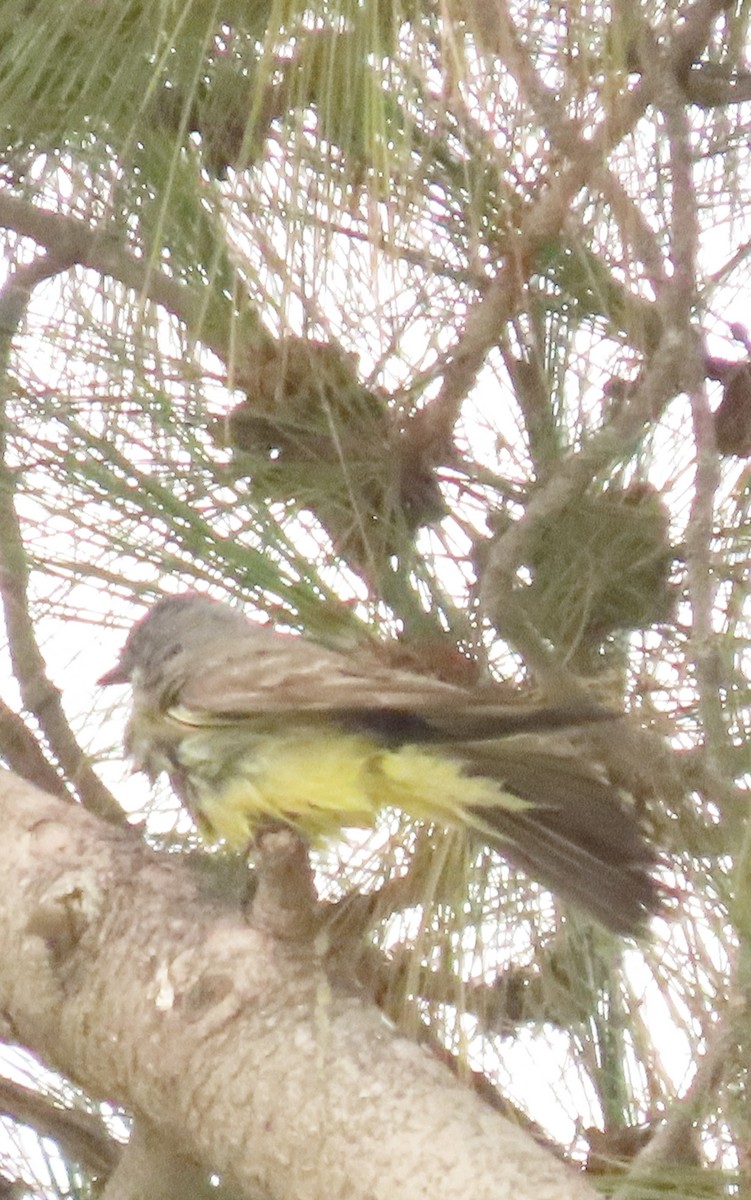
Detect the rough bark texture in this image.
<box><xmin>0</xmin><ymin>769</ymin><xmax>596</xmax><ymax>1200</ymax></box>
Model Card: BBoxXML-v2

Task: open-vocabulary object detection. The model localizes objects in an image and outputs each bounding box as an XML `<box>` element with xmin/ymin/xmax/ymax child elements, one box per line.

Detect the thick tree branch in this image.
<box><xmin>0</xmin><ymin>1077</ymin><xmax>118</xmax><ymax>1179</ymax></box>
<box><xmin>0</xmin><ymin>768</ymin><xmax>599</xmax><ymax>1200</ymax></box>
<box><xmin>0</xmin><ymin>698</ymin><xmax>69</xmax><ymax>801</ymax></box>
<box><xmin>100</xmin><ymin>1119</ymin><xmax>209</xmax><ymax>1200</ymax></box>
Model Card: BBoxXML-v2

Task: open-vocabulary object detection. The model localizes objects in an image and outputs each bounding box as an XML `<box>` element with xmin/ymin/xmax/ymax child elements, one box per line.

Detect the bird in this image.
<box><xmin>98</xmin><ymin>593</ymin><xmax>659</xmax><ymax>934</ymax></box>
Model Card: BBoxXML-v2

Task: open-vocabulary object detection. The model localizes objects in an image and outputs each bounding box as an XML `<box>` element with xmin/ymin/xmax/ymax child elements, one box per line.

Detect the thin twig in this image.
<box><xmin>0</xmin><ymin>258</ymin><xmax>123</xmax><ymax>824</ymax></box>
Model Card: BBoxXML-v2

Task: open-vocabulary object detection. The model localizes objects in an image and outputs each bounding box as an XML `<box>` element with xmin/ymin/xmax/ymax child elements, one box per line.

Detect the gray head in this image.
<box><xmin>97</xmin><ymin>593</ymin><xmax>251</xmax><ymax>687</ymax></box>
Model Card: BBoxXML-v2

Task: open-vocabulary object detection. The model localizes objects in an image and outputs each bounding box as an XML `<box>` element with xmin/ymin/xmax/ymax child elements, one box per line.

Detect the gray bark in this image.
<box><xmin>0</xmin><ymin>769</ymin><xmax>596</xmax><ymax>1200</ymax></box>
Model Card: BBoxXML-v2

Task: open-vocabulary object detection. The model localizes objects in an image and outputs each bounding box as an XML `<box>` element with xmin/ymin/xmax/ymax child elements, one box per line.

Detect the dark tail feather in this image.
<box><xmin>340</xmin><ymin>703</ymin><xmax>618</xmax><ymax>744</ymax></box>
<box><xmin>464</xmin><ymin>749</ymin><xmax>659</xmax><ymax>934</ymax></box>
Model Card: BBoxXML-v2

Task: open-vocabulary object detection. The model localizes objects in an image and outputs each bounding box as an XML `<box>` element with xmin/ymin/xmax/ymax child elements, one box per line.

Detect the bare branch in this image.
<box><xmin>0</xmin><ymin>767</ymin><xmax>600</xmax><ymax>1200</ymax></box>
<box><xmin>0</xmin><ymin>261</ymin><xmax>123</xmax><ymax>823</ymax></box>
<box><xmin>0</xmin><ymin>698</ymin><xmax>69</xmax><ymax>801</ymax></box>
<box><xmin>0</xmin><ymin>1077</ymin><xmax>119</xmax><ymax>1178</ymax></box>
<box><xmin>0</xmin><ymin>195</ymin><xmax>268</xmax><ymax>370</ymax></box>
<box><xmin>100</xmin><ymin>1119</ymin><xmax>208</xmax><ymax>1200</ymax></box>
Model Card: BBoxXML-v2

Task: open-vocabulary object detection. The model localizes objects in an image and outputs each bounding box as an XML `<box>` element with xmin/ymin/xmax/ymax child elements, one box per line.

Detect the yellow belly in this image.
<box><xmin>175</xmin><ymin>726</ymin><xmax>525</xmax><ymax>847</ymax></box>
